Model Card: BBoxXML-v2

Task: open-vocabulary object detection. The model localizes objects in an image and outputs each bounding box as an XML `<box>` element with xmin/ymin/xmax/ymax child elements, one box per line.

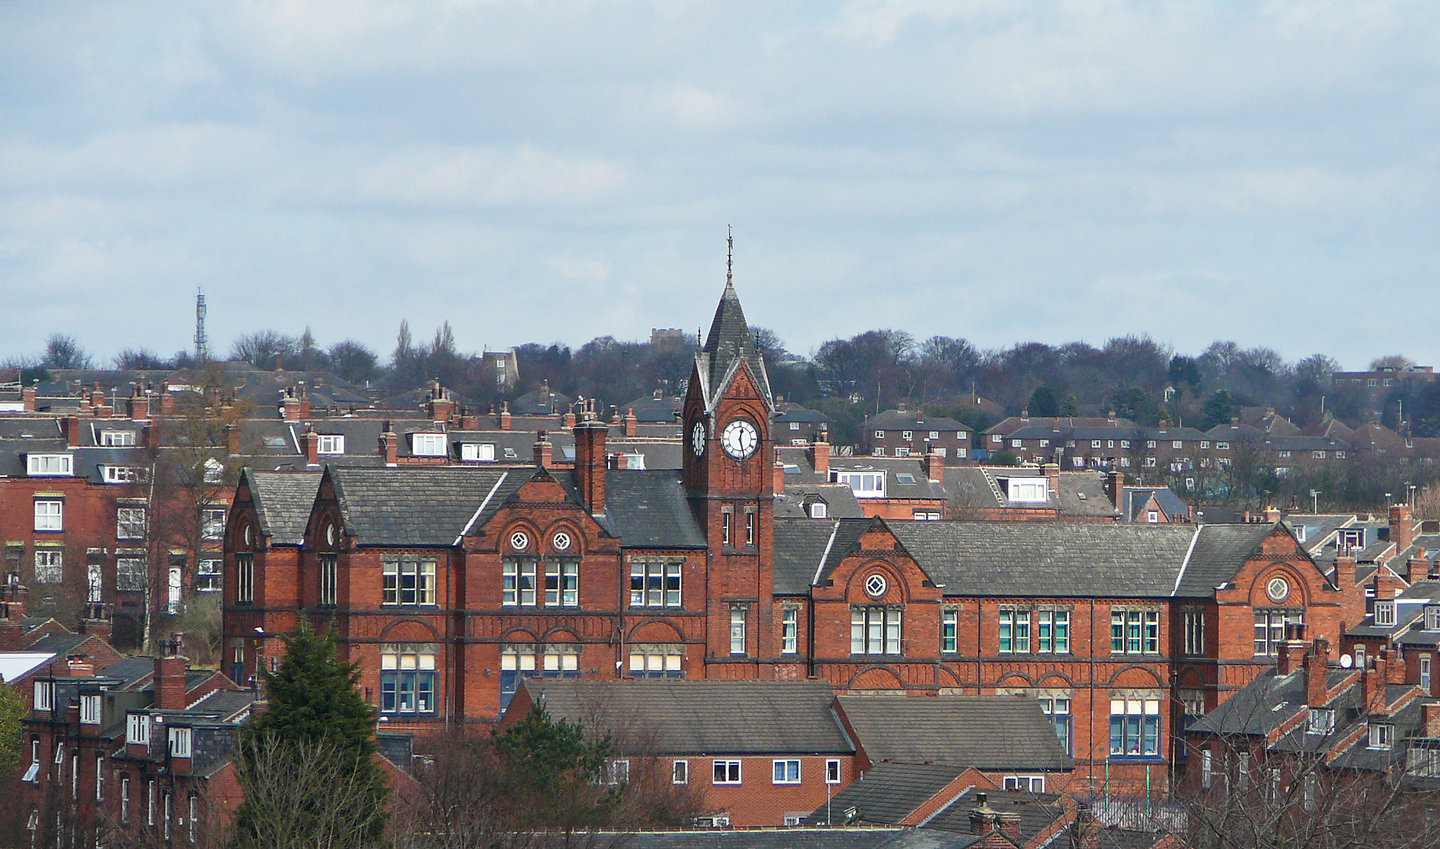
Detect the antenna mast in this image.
<box><xmin>726</xmin><ymin>226</ymin><xmax>733</xmax><ymax>287</ymax></box>
<box><xmin>194</xmin><ymin>288</ymin><xmax>208</xmax><ymax>363</ymax></box>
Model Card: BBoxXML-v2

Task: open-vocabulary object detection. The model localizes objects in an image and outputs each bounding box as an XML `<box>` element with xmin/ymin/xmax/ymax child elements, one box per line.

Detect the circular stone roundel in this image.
<box><xmin>552</xmin><ymin>531</ymin><xmax>572</xmax><ymax>551</ymax></box>
<box><xmin>325</xmin><ymin>523</ymin><xmax>336</xmax><ymax>546</ymax></box>
<box><xmin>865</xmin><ymin>573</ymin><xmax>888</xmax><ymax>598</ymax></box>
<box><xmin>1266</xmin><ymin>575</ymin><xmax>1290</xmax><ymax>603</ymax></box>
<box><xmin>509</xmin><ymin>531</ymin><xmax>530</xmax><ymax>551</ymax></box>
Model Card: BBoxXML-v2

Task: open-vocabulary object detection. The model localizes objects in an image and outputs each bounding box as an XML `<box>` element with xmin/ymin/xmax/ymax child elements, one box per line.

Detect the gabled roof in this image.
<box><xmin>774</xmin><ymin>518</ymin><xmax>877</xmax><ymax>593</ymax></box>
<box><xmin>518</xmin><ymin>679</ymin><xmax>853</xmax><ymax>755</ymax></box>
<box><xmin>805</xmin><ymin>762</ymin><xmax>968</xmax><ymax>826</ymax></box>
<box><xmin>329</xmin><ymin>466</ymin><xmax>525</xmax><ymax>546</ymax></box>
<box><xmin>868</xmin><ymin>410</ymin><xmax>966</xmax><ymax>432</ymax></box>
<box><xmin>1172</xmin><ymin>523</ymin><xmax>1280</xmax><ymax>596</ymax></box>
<box><xmin>244</xmin><ymin>470</ymin><xmax>323</xmax><ymax>545</ymax></box>
<box><xmin>840</xmin><ymin>695</ymin><xmax>1074</xmax><ymax>771</ymax></box>
<box><xmin>600</xmin><ymin>470</ymin><xmax>707</xmax><ymax>549</ymax></box>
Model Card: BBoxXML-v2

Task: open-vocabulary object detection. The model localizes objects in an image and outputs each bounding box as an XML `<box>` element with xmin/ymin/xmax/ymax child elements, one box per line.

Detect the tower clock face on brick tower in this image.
<box><xmin>692</xmin><ymin>422</ymin><xmax>706</xmax><ymax>457</ymax></box>
<box><xmin>721</xmin><ymin>419</ymin><xmax>758</xmax><ymax>459</ymax></box>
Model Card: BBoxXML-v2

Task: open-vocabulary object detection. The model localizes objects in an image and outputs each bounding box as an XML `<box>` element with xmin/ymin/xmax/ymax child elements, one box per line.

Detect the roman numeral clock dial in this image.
<box><xmin>721</xmin><ymin>419</ymin><xmax>759</xmax><ymax>460</ymax></box>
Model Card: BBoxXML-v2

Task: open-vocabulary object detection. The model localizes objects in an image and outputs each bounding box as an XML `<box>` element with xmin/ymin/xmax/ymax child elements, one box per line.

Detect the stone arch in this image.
<box><xmin>846</xmin><ymin>666</ymin><xmax>906</xmax><ymax>691</ymax></box>
<box><xmin>501</xmin><ymin>520</ymin><xmax>543</xmax><ymax>555</ymax></box>
<box><xmin>499</xmin><ymin>625</ymin><xmax>540</xmax><ymax>643</ymax></box>
<box><xmin>1107</xmin><ymin>664</ymin><xmax>1165</xmax><ymax>689</ymax></box>
<box><xmin>1248</xmin><ymin>562</ymin><xmax>1310</xmax><ymax>607</ymax></box>
<box><xmin>844</xmin><ymin>560</ymin><xmax>907</xmax><ymax>605</ymax></box>
<box><xmin>543</xmin><ymin>520</ymin><xmax>585</xmax><ymax>556</ymax></box>
<box><xmin>379</xmin><ymin>618</ymin><xmax>439</xmax><ymax>642</ymax></box>
<box><xmin>626</xmin><ymin>618</ymin><xmax>686</xmax><ymax>644</ymax></box>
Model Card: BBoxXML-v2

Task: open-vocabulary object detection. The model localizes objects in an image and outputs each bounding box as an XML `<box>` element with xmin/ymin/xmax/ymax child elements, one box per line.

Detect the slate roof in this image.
<box><xmin>329</xmin><ymin>466</ymin><xmax>525</xmax><ymax>546</ymax></box>
<box><xmin>1189</xmin><ymin>668</ymin><xmax>1307</xmax><ymax>738</ymax></box>
<box><xmin>986</xmin><ymin>416</ymin><xmax>1135</xmax><ymax>437</ymax></box>
<box><xmin>887</xmin><ymin>523</ymin><xmax>1274</xmax><ymax>598</ymax></box>
<box><xmin>774</xmin><ymin>518</ymin><xmax>875</xmax><ymax>594</ymax></box>
<box><xmin>519</xmin><ymin>679</ymin><xmax>853</xmax><ymax>755</ymax></box>
<box><xmin>622</xmin><ymin>829</ymin><xmax>963</xmax><ymax>849</ymax></box>
<box><xmin>923</xmin><ymin>788</ymin><xmax>1069</xmax><ymax>842</ymax></box>
<box><xmin>839</xmin><ymin>696</ymin><xmax>1074</xmax><ymax>771</ymax></box>
<box><xmin>775</xmin><ymin>483</ymin><xmax>866</xmax><ymax>520</ymax></box>
<box><xmin>245</xmin><ymin>470</ymin><xmax>323</xmax><ymax>545</ymax></box>
<box><xmin>697</xmin><ymin>281</ymin><xmax>771</xmax><ymax>408</ymax></box>
<box><xmin>1121</xmin><ymin>488</ymin><xmax>1188</xmax><ymax>523</ymax></box>
<box><xmin>805</xmin><ymin>762</ymin><xmax>967</xmax><ymax>825</ymax></box>
<box><xmin>600</xmin><ymin>470</ymin><xmax>707</xmax><ymax>549</ymax></box>
<box><xmin>868</xmin><ymin>411</ymin><xmax>967</xmax><ymax>433</ymax></box>
<box><xmin>1173</xmin><ymin>523</ymin><xmax>1279</xmax><ymax>596</ymax></box>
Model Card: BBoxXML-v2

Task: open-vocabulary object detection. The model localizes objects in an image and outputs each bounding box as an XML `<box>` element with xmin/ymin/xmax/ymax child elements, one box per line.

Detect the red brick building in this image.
<box><xmin>222</xmin><ymin>281</ymin><xmax>1354</xmax><ymax>801</ymax></box>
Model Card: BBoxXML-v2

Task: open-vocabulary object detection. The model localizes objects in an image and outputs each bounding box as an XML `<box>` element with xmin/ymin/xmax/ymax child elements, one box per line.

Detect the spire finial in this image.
<box><xmin>726</xmin><ymin>225</ymin><xmax>733</xmax><ymax>287</ymax></box>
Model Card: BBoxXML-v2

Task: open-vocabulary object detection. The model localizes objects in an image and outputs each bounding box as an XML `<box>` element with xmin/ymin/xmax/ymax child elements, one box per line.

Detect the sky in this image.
<box><xmin>2</xmin><ymin>1</ymin><xmax>1439</xmax><ymax>371</ymax></box>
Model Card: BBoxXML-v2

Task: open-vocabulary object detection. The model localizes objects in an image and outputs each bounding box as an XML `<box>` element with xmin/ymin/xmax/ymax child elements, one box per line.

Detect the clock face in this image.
<box><xmin>692</xmin><ymin>422</ymin><xmax>706</xmax><ymax>457</ymax></box>
<box><xmin>721</xmin><ymin>419</ymin><xmax>759</xmax><ymax>460</ymax></box>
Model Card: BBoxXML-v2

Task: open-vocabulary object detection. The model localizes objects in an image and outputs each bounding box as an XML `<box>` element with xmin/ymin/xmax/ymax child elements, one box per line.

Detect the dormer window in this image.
<box><xmin>1369</xmin><ymin>723</ymin><xmax>1395</xmax><ymax>750</ymax></box>
<box><xmin>1425</xmin><ymin>606</ymin><xmax>1440</xmax><ymax>631</ymax></box>
<box><xmin>1306</xmin><ymin>709</ymin><xmax>1335</xmax><ymax>736</ymax></box>
<box><xmin>316</xmin><ymin>435</ymin><xmax>345</xmax><ymax>455</ymax></box>
<box><xmin>1007</xmin><ymin>479</ymin><xmax>1048</xmax><ymax>503</ymax></box>
<box><xmin>81</xmin><ymin>695</ymin><xmax>101</xmax><ymax>725</ymax></box>
<box><xmin>103</xmin><ymin>466</ymin><xmax>144</xmax><ymax>484</ymax></box>
<box><xmin>1374</xmin><ymin>601</ymin><xmax>1397</xmax><ymax>627</ymax></box>
<box><xmin>835</xmin><ymin>472</ymin><xmax>885</xmax><ymax>498</ymax></box>
<box><xmin>461</xmin><ymin>442</ymin><xmax>496</xmax><ymax>462</ymax></box>
<box><xmin>168</xmin><ymin>728</ymin><xmax>192</xmax><ymax>759</ymax></box>
<box><xmin>413</xmin><ymin>433</ymin><xmax>447</xmax><ymax>456</ymax></box>
<box><xmin>33</xmin><ymin>681</ymin><xmax>53</xmax><ymax>712</ymax></box>
<box><xmin>27</xmin><ymin>454</ymin><xmax>73</xmax><ymax>476</ymax></box>
<box><xmin>99</xmin><ymin>430</ymin><xmax>135</xmax><ymax>446</ymax></box>
<box><xmin>127</xmin><ymin>714</ymin><xmax>150</xmax><ymax>745</ymax></box>
<box><xmin>808</xmin><ymin>500</ymin><xmax>828</xmax><ymax>519</ymax></box>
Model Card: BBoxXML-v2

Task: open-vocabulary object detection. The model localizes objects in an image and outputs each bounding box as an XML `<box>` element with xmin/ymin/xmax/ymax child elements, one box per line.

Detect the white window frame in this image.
<box><xmin>826</xmin><ymin>759</ymin><xmax>842</xmax><ymax>784</ymax></box>
<box><xmin>713</xmin><ymin>760</ymin><xmax>741</xmax><ymax>785</ymax></box>
<box><xmin>772</xmin><ymin>759</ymin><xmax>801</xmax><ymax>784</ymax></box>
<box><xmin>1369</xmin><ymin>723</ymin><xmax>1395</xmax><ymax>750</ymax></box>
<box><xmin>34</xmin><ymin>500</ymin><xmax>63</xmax><ymax>531</ymax></box>
<box><xmin>33</xmin><ymin>549</ymin><xmax>62</xmax><ymax>583</ymax></box>
<box><xmin>1006</xmin><ymin>478</ymin><xmax>1048</xmax><ymax>503</ymax></box>
<box><xmin>673</xmin><ymin>759</ymin><xmax>688</xmax><ymax>785</ymax></box>
<box><xmin>127</xmin><ymin>714</ymin><xmax>150</xmax><ymax>745</ymax></box>
<box><xmin>1307</xmin><ymin>708</ymin><xmax>1335</xmax><ymax>736</ymax></box>
<box><xmin>27</xmin><ymin>454</ymin><xmax>73</xmax><ymax>476</ymax></box>
<box><xmin>81</xmin><ymin>694</ymin><xmax>102</xmax><ymax>725</ymax></box>
<box><xmin>34</xmin><ymin>681</ymin><xmax>53</xmax><ymax>712</ymax></box>
<box><xmin>103</xmin><ymin>465</ymin><xmax>143</xmax><ymax>484</ymax></box>
<box><xmin>461</xmin><ymin>442</ymin><xmax>496</xmax><ymax>462</ymax></box>
<box><xmin>100</xmin><ymin>430</ymin><xmax>136</xmax><ymax>447</ymax></box>
<box><xmin>316</xmin><ymin>434</ymin><xmax>345</xmax><ymax>455</ymax></box>
<box><xmin>730</xmin><ymin>607</ymin><xmax>747</xmax><ymax>656</ymax></box>
<box><xmin>1374</xmin><ymin>600</ymin><xmax>1397</xmax><ymax>627</ymax></box>
<box><xmin>781</xmin><ymin>608</ymin><xmax>798</xmax><ymax>654</ymax></box>
<box><xmin>412</xmin><ymin>432</ymin><xmax>447</xmax><ymax>456</ymax></box>
<box><xmin>169</xmin><ymin>727</ymin><xmax>192</xmax><ymax>759</ymax></box>
<box><xmin>236</xmin><ymin>553</ymin><xmax>255</xmax><ymax>602</ymax></box>
<box><xmin>117</xmin><ymin>507</ymin><xmax>147</xmax><ymax>540</ymax></box>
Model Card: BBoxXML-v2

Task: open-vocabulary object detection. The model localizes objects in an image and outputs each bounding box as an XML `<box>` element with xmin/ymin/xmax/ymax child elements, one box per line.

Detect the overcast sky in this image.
<box><xmin>3</xmin><ymin>1</ymin><xmax>1438</xmax><ymax>371</ymax></box>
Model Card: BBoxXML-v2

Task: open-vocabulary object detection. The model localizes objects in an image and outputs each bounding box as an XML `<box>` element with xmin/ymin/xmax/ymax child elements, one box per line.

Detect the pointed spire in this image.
<box><xmin>700</xmin><ymin>229</ymin><xmax>772</xmax><ymax>406</ymax></box>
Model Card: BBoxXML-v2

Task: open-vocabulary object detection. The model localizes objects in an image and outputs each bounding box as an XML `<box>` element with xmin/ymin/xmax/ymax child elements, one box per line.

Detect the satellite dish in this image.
<box><xmin>1340</xmin><ymin>655</ymin><xmax>1354</xmax><ymax>668</ymax></box>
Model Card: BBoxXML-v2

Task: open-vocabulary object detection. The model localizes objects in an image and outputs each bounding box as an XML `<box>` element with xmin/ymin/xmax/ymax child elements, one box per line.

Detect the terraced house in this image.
<box><xmin>223</xmin><ymin>281</ymin><xmax>1353</xmax><ymax>799</ymax></box>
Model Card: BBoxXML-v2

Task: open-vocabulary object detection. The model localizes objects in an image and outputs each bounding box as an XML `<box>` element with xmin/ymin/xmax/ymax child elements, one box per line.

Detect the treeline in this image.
<box><xmin>11</xmin><ymin>328</ymin><xmax>1439</xmax><ymax>445</ymax></box>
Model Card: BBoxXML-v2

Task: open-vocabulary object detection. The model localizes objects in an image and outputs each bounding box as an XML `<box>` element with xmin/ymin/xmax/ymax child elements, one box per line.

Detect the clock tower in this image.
<box><xmin>684</xmin><ymin>267</ymin><xmax>776</xmax><ymax>674</ymax></box>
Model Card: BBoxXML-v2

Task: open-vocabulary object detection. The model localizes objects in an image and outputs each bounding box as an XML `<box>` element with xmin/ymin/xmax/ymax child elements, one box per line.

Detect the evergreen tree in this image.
<box><xmin>0</xmin><ymin>678</ymin><xmax>24</xmax><ymax>777</ymax></box>
<box><xmin>231</xmin><ymin>624</ymin><xmax>387</xmax><ymax>848</ymax></box>
<box><xmin>495</xmin><ymin>705</ymin><xmax>617</xmax><ymax>832</ymax></box>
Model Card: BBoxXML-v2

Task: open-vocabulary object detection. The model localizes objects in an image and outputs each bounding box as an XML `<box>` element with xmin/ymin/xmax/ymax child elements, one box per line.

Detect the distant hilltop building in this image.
<box><xmin>650</xmin><ymin>327</ymin><xmax>687</xmax><ymax>346</ymax></box>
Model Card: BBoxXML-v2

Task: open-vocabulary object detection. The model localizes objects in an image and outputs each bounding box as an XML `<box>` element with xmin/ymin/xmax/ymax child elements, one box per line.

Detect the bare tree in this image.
<box><xmin>230</xmin><ymin>736</ymin><xmax>388</xmax><ymax>849</ymax></box>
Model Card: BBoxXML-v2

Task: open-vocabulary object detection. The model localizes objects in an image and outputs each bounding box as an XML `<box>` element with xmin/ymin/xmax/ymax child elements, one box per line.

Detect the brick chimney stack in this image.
<box><xmin>624</xmin><ymin>408</ymin><xmax>637</xmax><ymax>437</ymax></box>
<box><xmin>969</xmin><ymin>793</ymin><xmax>999</xmax><ymax>835</ymax></box>
<box><xmin>533</xmin><ymin>431</ymin><xmax>554</xmax><ymax>469</ymax></box>
<box><xmin>811</xmin><ymin>432</ymin><xmax>830</xmax><ymax>477</ymax></box>
<box><xmin>379</xmin><ymin>421</ymin><xmax>398</xmax><ymax>468</ymax></box>
<box><xmin>924</xmin><ymin>450</ymin><xmax>944</xmax><ymax>484</ymax></box>
<box><xmin>1364</xmin><ymin>653</ymin><xmax>1390</xmax><ymax>715</ymax></box>
<box><xmin>499</xmin><ymin>402</ymin><xmax>512</xmax><ymax>431</ymax></box>
<box><xmin>574</xmin><ymin>407</ymin><xmax>608</xmax><ymax>516</ymax></box>
<box><xmin>22</xmin><ymin>385</ymin><xmax>36</xmax><ymax>412</ymax></box>
<box><xmin>1277</xmin><ymin>623</ymin><xmax>1308</xmax><ymax>676</ymax></box>
<box><xmin>1390</xmin><ymin>504</ymin><xmax>1416</xmax><ymax>553</ymax></box>
<box><xmin>1423</xmin><ymin>703</ymin><xmax>1440</xmax><ymax>737</ymax></box>
<box><xmin>429</xmin><ymin>380</ymin><xmax>455</xmax><ymax>425</ymax></box>
<box><xmin>773</xmin><ymin>449</ymin><xmax>786</xmax><ymax>494</ymax></box>
<box><xmin>1043</xmin><ymin>461</ymin><xmax>1060</xmax><ymax>497</ymax></box>
<box><xmin>304</xmin><ymin>425</ymin><xmax>319</xmax><ymax>468</ymax></box>
<box><xmin>1106</xmin><ymin>470</ymin><xmax>1124</xmax><ymax>511</ymax></box>
<box><xmin>1263</xmin><ymin>505</ymin><xmax>1282</xmax><ymax>523</ymax></box>
<box><xmin>280</xmin><ymin>391</ymin><xmax>300</xmax><ymax>422</ymax></box>
<box><xmin>155</xmin><ymin>650</ymin><xmax>188</xmax><ymax>711</ymax></box>
<box><xmin>63</xmin><ymin>414</ymin><xmax>81</xmax><ymax>448</ymax></box>
<box><xmin>128</xmin><ymin>387</ymin><xmax>150</xmax><ymax>421</ymax></box>
<box><xmin>1303</xmin><ymin>637</ymin><xmax>1330</xmax><ymax>706</ymax></box>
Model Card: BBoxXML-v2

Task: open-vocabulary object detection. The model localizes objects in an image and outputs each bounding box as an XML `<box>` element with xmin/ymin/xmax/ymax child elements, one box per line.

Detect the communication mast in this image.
<box><xmin>194</xmin><ymin>288</ymin><xmax>208</xmax><ymax>363</ymax></box>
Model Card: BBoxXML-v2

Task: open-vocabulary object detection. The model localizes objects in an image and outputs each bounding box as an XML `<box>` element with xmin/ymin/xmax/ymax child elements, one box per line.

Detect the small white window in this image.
<box><xmin>902</xmin><ymin>430</ymin><xmax>912</xmax><ymax>440</ymax></box>
<box><xmin>81</xmin><ymin>695</ymin><xmax>102</xmax><ymax>725</ymax></box>
<box><xmin>673</xmin><ymin>760</ymin><xmax>688</xmax><ymax>785</ymax></box>
<box><xmin>100</xmin><ymin>430</ymin><xmax>136</xmax><ymax>446</ymax></box>
<box><xmin>316</xmin><ymin>434</ymin><xmax>345</xmax><ymax>455</ymax></box>
<box><xmin>127</xmin><ymin>714</ymin><xmax>151</xmax><ymax>745</ymax></box>
<box><xmin>606</xmin><ymin>759</ymin><xmax>629</xmax><ymax>785</ymax></box>
<box><xmin>1200</xmin><ymin>441</ymin><xmax>1209</xmax><ymax>449</ymax></box>
<box><xmin>34</xmin><ymin>500</ymin><xmax>63</xmax><ymax>531</ymax></box>
<box><xmin>412</xmin><ymin>433</ymin><xmax>447</xmax><ymax>456</ymax></box>
<box><xmin>461</xmin><ymin>442</ymin><xmax>496</xmax><ymax>462</ymax></box>
<box><xmin>808</xmin><ymin>501</ymin><xmax>828</xmax><ymax>519</ymax></box>
<box><xmin>713</xmin><ymin>760</ymin><xmax>741</xmax><ymax>784</ymax></box>
<box><xmin>1369</xmin><ymin>723</ymin><xmax>1395</xmax><ymax>750</ymax></box>
<box><xmin>826</xmin><ymin>759</ymin><xmax>842</xmax><ymax>784</ymax></box>
<box><xmin>874</xmin><ymin>430</ymin><xmax>884</xmax><ymax>439</ymax></box>
<box><xmin>772</xmin><ymin>759</ymin><xmax>801</xmax><ymax>784</ymax></box>
<box><xmin>1307</xmin><ymin>709</ymin><xmax>1335</xmax><ymax>736</ymax></box>
<box><xmin>169</xmin><ymin>727</ymin><xmax>192</xmax><ymax>759</ymax></box>
<box><xmin>789</xmin><ymin>421</ymin><xmax>800</xmax><ymax>431</ymax></box>
<box><xmin>33</xmin><ymin>681</ymin><xmax>53</xmax><ymax>712</ymax></box>
<box><xmin>1147</xmin><ymin>510</ymin><xmax>1159</xmax><ymax>523</ymax></box>
<box><xmin>1374</xmin><ymin>601</ymin><xmax>1397</xmax><ymax>627</ymax></box>
<box><xmin>103</xmin><ymin>465</ymin><xmax>144</xmax><ymax>483</ymax></box>
<box><xmin>1217</xmin><ymin>442</ymin><xmax>1229</xmax><ymax>450</ymax></box>
<box><xmin>27</xmin><ymin>454</ymin><xmax>73</xmax><ymax>476</ymax></box>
